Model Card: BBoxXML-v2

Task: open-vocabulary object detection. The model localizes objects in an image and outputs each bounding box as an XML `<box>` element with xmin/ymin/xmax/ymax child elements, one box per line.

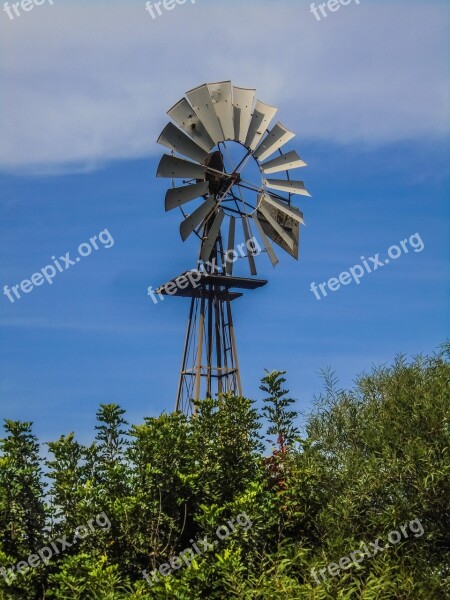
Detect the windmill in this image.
<box><xmin>155</xmin><ymin>81</ymin><xmax>310</xmax><ymax>415</ymax></box>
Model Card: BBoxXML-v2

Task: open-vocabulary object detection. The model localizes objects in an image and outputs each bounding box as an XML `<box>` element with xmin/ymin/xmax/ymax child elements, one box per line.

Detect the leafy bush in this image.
<box><xmin>0</xmin><ymin>346</ymin><xmax>448</xmax><ymax>599</ymax></box>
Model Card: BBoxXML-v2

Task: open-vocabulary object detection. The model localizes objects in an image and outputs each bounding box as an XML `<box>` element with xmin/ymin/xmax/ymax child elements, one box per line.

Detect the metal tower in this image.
<box><xmin>157</xmin><ymin>232</ymin><xmax>266</xmax><ymax>414</ymax></box>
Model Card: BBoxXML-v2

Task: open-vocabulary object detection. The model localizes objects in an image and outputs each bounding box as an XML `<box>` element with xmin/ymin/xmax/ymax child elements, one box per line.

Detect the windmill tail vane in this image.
<box><xmin>154</xmin><ymin>80</ymin><xmax>311</xmax><ymax>414</ymax></box>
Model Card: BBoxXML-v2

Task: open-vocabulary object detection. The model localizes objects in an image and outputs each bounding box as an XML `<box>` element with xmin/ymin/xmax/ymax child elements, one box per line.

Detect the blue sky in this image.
<box><xmin>0</xmin><ymin>0</ymin><xmax>448</xmax><ymax>444</ymax></box>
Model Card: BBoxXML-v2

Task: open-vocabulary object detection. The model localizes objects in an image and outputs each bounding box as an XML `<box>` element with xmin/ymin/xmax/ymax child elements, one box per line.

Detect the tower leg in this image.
<box><xmin>214</xmin><ymin>293</ymin><xmax>223</xmax><ymax>396</ymax></box>
<box><xmin>194</xmin><ymin>297</ymin><xmax>206</xmax><ymax>408</ymax></box>
<box><xmin>226</xmin><ymin>298</ymin><xmax>242</xmax><ymax>396</ymax></box>
<box><xmin>206</xmin><ymin>291</ymin><xmax>213</xmax><ymax>398</ymax></box>
<box><xmin>176</xmin><ymin>296</ymin><xmax>196</xmax><ymax>414</ymax></box>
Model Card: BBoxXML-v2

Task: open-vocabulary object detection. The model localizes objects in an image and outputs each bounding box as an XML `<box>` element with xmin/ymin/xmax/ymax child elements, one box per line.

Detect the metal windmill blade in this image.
<box><xmin>157</xmin><ymin>154</ymin><xmax>207</xmax><ymax>180</ymax></box>
<box><xmin>167</xmin><ymin>97</ymin><xmax>215</xmax><ymax>152</ymax></box>
<box><xmin>257</xmin><ymin>208</ymin><xmax>300</xmax><ymax>260</ymax></box>
<box><xmin>232</xmin><ymin>86</ymin><xmax>256</xmax><ymax>143</ymax></box>
<box><xmin>252</xmin><ymin>212</ymin><xmax>279</xmax><ymax>267</ymax></box>
<box><xmin>265</xmin><ymin>178</ymin><xmax>311</xmax><ymax>196</ymax></box>
<box><xmin>207</xmin><ymin>81</ymin><xmax>234</xmax><ymax>141</ymax></box>
<box><xmin>244</xmin><ymin>100</ymin><xmax>278</xmax><ymax>150</ymax></box>
<box><xmin>179</xmin><ymin>196</ymin><xmax>216</xmax><ymax>241</ymax></box>
<box><xmin>225</xmin><ymin>216</ymin><xmax>236</xmax><ymax>275</ymax></box>
<box><xmin>158</xmin><ymin>122</ymin><xmax>209</xmax><ymax>164</ymax></box>
<box><xmin>165</xmin><ymin>182</ymin><xmax>210</xmax><ymax>212</ymax></box>
<box><xmin>253</xmin><ymin>122</ymin><xmax>295</xmax><ymax>162</ymax></box>
<box><xmin>186</xmin><ymin>83</ymin><xmax>225</xmax><ymax>145</ymax></box>
<box><xmin>242</xmin><ymin>216</ymin><xmax>257</xmax><ymax>276</ymax></box>
<box><xmin>260</xmin><ymin>191</ymin><xmax>305</xmax><ymax>224</ymax></box>
<box><xmin>257</xmin><ymin>198</ymin><xmax>296</xmax><ymax>252</ymax></box>
<box><xmin>260</xmin><ymin>150</ymin><xmax>306</xmax><ymax>174</ymax></box>
<box><xmin>200</xmin><ymin>209</ymin><xmax>225</xmax><ymax>262</ymax></box>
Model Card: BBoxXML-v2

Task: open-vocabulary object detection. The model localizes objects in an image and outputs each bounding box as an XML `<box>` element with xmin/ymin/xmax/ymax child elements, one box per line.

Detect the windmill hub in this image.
<box><xmin>155</xmin><ymin>80</ymin><xmax>311</xmax><ymax>414</ymax></box>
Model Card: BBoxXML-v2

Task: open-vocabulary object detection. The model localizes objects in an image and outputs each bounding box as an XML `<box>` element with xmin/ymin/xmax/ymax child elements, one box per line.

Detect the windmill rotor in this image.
<box><xmin>157</xmin><ymin>80</ymin><xmax>311</xmax><ymax>274</ymax></box>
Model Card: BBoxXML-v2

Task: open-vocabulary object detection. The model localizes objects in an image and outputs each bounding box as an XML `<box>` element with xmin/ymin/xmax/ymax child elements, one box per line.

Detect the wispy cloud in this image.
<box><xmin>0</xmin><ymin>0</ymin><xmax>448</xmax><ymax>171</ymax></box>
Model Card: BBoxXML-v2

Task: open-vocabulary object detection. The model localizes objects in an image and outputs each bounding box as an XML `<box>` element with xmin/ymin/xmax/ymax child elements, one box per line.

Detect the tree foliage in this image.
<box><xmin>0</xmin><ymin>346</ymin><xmax>449</xmax><ymax>599</ymax></box>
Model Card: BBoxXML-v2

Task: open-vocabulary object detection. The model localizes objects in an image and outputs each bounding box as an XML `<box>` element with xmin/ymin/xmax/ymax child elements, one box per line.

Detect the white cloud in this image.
<box><xmin>0</xmin><ymin>0</ymin><xmax>448</xmax><ymax>171</ymax></box>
